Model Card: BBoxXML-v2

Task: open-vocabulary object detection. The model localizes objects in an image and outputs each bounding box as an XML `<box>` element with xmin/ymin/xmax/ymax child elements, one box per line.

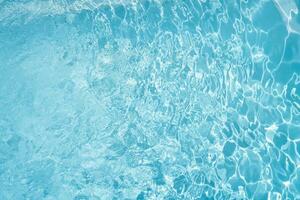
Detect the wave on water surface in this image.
<box><xmin>0</xmin><ymin>0</ymin><xmax>300</xmax><ymax>199</ymax></box>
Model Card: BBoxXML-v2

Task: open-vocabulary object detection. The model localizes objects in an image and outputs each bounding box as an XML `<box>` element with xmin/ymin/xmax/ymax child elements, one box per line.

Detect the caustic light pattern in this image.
<box><xmin>0</xmin><ymin>0</ymin><xmax>300</xmax><ymax>199</ymax></box>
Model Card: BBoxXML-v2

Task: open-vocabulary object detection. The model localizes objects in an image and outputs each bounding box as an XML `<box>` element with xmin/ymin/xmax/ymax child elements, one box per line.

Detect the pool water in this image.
<box><xmin>0</xmin><ymin>0</ymin><xmax>300</xmax><ymax>199</ymax></box>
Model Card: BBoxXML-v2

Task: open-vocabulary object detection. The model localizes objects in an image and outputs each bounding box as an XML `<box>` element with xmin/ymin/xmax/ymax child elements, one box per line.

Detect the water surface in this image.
<box><xmin>0</xmin><ymin>0</ymin><xmax>300</xmax><ymax>199</ymax></box>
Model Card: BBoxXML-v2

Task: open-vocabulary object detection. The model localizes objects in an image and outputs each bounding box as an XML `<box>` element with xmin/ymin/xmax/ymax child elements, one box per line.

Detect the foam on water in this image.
<box><xmin>0</xmin><ymin>0</ymin><xmax>300</xmax><ymax>199</ymax></box>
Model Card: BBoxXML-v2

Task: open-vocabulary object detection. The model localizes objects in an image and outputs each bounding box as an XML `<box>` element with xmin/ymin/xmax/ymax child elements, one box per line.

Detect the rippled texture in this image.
<box><xmin>0</xmin><ymin>0</ymin><xmax>300</xmax><ymax>199</ymax></box>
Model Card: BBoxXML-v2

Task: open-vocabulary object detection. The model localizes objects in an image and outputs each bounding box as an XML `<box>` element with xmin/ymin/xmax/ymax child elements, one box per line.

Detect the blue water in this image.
<box><xmin>0</xmin><ymin>0</ymin><xmax>300</xmax><ymax>199</ymax></box>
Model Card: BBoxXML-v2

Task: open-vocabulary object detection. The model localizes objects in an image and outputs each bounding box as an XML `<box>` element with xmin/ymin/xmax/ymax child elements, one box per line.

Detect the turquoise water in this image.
<box><xmin>0</xmin><ymin>0</ymin><xmax>300</xmax><ymax>199</ymax></box>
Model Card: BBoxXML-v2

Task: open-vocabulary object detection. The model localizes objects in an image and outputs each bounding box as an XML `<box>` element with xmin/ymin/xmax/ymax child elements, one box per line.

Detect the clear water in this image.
<box><xmin>0</xmin><ymin>0</ymin><xmax>300</xmax><ymax>199</ymax></box>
